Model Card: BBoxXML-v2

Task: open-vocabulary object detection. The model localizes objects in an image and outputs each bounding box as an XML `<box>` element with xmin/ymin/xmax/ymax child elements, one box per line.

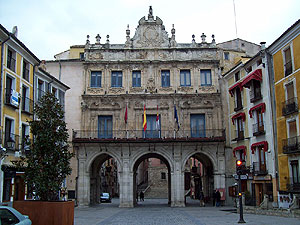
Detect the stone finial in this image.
<box><xmin>192</xmin><ymin>34</ymin><xmax>196</xmax><ymax>47</ymax></box>
<box><xmin>211</xmin><ymin>34</ymin><xmax>216</xmax><ymax>45</ymax></box>
<box><xmin>95</xmin><ymin>34</ymin><xmax>101</xmax><ymax>44</ymax></box>
<box><xmin>201</xmin><ymin>33</ymin><xmax>206</xmax><ymax>43</ymax></box>
<box><xmin>148</xmin><ymin>6</ymin><xmax>153</xmax><ymax>19</ymax></box>
<box><xmin>126</xmin><ymin>24</ymin><xmax>130</xmax><ymax>37</ymax></box>
<box><xmin>106</xmin><ymin>35</ymin><xmax>110</xmax><ymax>44</ymax></box>
<box><xmin>85</xmin><ymin>35</ymin><xmax>90</xmax><ymax>48</ymax></box>
<box><xmin>170</xmin><ymin>24</ymin><xmax>177</xmax><ymax>47</ymax></box>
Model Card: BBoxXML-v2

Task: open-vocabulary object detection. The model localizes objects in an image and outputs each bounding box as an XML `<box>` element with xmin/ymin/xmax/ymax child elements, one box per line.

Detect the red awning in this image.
<box><xmin>228</xmin><ymin>82</ymin><xmax>242</xmax><ymax>97</ymax></box>
<box><xmin>249</xmin><ymin>103</ymin><xmax>266</xmax><ymax>118</ymax></box>
<box><xmin>241</xmin><ymin>69</ymin><xmax>262</xmax><ymax>88</ymax></box>
<box><xmin>231</xmin><ymin>112</ymin><xmax>246</xmax><ymax>124</ymax></box>
<box><xmin>233</xmin><ymin>146</ymin><xmax>247</xmax><ymax>157</ymax></box>
<box><xmin>251</xmin><ymin>141</ymin><xmax>268</xmax><ymax>154</ymax></box>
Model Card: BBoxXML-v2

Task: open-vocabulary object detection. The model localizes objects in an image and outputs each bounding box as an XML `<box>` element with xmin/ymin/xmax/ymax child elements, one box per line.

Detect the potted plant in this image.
<box><xmin>13</xmin><ymin>92</ymin><xmax>74</xmax><ymax>225</ymax></box>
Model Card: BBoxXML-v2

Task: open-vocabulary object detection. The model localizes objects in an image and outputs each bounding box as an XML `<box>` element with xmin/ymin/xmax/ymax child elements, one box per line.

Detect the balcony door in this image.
<box><xmin>288</xmin><ymin>120</ymin><xmax>297</xmax><ymax>148</ymax></box>
<box><xmin>190</xmin><ymin>114</ymin><xmax>205</xmax><ymax>138</ymax></box>
<box><xmin>290</xmin><ymin>160</ymin><xmax>300</xmax><ymax>185</ymax></box>
<box><xmin>258</xmin><ymin>146</ymin><xmax>266</xmax><ymax>172</ymax></box>
<box><xmin>98</xmin><ymin>116</ymin><xmax>113</xmax><ymax>139</ymax></box>
<box><xmin>144</xmin><ymin>115</ymin><xmax>160</xmax><ymax>138</ymax></box>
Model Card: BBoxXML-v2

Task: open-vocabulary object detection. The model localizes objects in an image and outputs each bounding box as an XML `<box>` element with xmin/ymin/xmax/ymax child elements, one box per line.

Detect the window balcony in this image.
<box><xmin>252</xmin><ymin>162</ymin><xmax>268</xmax><ymax>176</ymax></box>
<box><xmin>21</xmin><ymin>96</ymin><xmax>34</xmax><ymax>114</ymax></box>
<box><xmin>4</xmin><ymin>88</ymin><xmax>20</xmax><ymax>108</ymax></box>
<box><xmin>72</xmin><ymin>129</ymin><xmax>225</xmax><ymax>142</ymax></box>
<box><xmin>286</xmin><ymin>177</ymin><xmax>300</xmax><ymax>192</ymax></box>
<box><xmin>282</xmin><ymin>97</ymin><xmax>298</xmax><ymax>116</ymax></box>
<box><xmin>252</xmin><ymin>122</ymin><xmax>265</xmax><ymax>136</ymax></box>
<box><xmin>232</xmin><ymin>130</ymin><xmax>244</xmax><ymax>141</ymax></box>
<box><xmin>283</xmin><ymin>136</ymin><xmax>300</xmax><ymax>154</ymax></box>
<box><xmin>250</xmin><ymin>89</ymin><xmax>262</xmax><ymax>103</ymax></box>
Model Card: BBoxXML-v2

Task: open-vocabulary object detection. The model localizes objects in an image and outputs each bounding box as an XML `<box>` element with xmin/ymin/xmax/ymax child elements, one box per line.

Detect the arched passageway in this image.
<box><xmin>183</xmin><ymin>153</ymin><xmax>215</xmax><ymax>207</ymax></box>
<box><xmin>132</xmin><ymin>153</ymin><xmax>171</xmax><ymax>207</ymax></box>
<box><xmin>89</xmin><ymin>153</ymin><xmax>119</xmax><ymax>205</ymax></box>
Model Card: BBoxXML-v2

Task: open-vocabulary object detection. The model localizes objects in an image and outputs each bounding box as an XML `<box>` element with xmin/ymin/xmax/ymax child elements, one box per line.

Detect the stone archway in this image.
<box><xmin>132</xmin><ymin>152</ymin><xmax>172</xmax><ymax>207</ymax></box>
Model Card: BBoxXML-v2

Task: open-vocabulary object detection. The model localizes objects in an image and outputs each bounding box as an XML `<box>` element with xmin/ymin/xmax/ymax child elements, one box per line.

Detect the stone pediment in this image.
<box><xmin>131</xmin><ymin>7</ymin><xmax>170</xmax><ymax>48</ymax></box>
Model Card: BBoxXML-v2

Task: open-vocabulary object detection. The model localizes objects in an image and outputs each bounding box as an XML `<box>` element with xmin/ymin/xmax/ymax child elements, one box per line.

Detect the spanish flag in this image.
<box><xmin>143</xmin><ymin>105</ymin><xmax>147</xmax><ymax>131</ymax></box>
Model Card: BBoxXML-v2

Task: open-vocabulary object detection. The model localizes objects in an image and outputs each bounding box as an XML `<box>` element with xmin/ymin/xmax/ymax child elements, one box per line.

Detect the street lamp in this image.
<box><xmin>7</xmin><ymin>137</ymin><xmax>15</xmax><ymax>150</ymax></box>
<box><xmin>236</xmin><ymin>160</ymin><xmax>246</xmax><ymax>224</ymax></box>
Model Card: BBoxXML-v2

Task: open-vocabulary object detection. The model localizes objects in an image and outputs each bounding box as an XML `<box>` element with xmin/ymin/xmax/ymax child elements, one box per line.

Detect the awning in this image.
<box><xmin>228</xmin><ymin>82</ymin><xmax>242</xmax><ymax>97</ymax></box>
<box><xmin>231</xmin><ymin>112</ymin><xmax>246</xmax><ymax>124</ymax></box>
<box><xmin>251</xmin><ymin>141</ymin><xmax>268</xmax><ymax>154</ymax></box>
<box><xmin>233</xmin><ymin>145</ymin><xmax>247</xmax><ymax>157</ymax></box>
<box><xmin>241</xmin><ymin>69</ymin><xmax>262</xmax><ymax>88</ymax></box>
<box><xmin>249</xmin><ymin>103</ymin><xmax>266</xmax><ymax>118</ymax></box>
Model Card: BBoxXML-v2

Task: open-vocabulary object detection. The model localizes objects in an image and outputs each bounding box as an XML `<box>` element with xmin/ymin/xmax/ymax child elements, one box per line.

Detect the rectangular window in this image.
<box><xmin>200</xmin><ymin>69</ymin><xmax>212</xmax><ymax>86</ymax></box>
<box><xmin>91</xmin><ymin>71</ymin><xmax>102</xmax><ymax>88</ymax></box>
<box><xmin>21</xmin><ymin>124</ymin><xmax>30</xmax><ymax>150</ymax></box>
<box><xmin>284</xmin><ymin>47</ymin><xmax>292</xmax><ymax>76</ymax></box>
<box><xmin>5</xmin><ymin>76</ymin><xmax>18</xmax><ymax>107</ymax></box>
<box><xmin>235</xmin><ymin>72</ymin><xmax>240</xmax><ymax>82</ymax></box>
<box><xmin>4</xmin><ymin>118</ymin><xmax>14</xmax><ymax>148</ymax></box>
<box><xmin>37</xmin><ymin>79</ymin><xmax>44</xmax><ymax>101</ymax></box>
<box><xmin>21</xmin><ymin>85</ymin><xmax>30</xmax><ymax>113</ymax></box>
<box><xmin>132</xmin><ymin>71</ymin><xmax>141</xmax><ymax>87</ymax></box>
<box><xmin>253</xmin><ymin>109</ymin><xmax>264</xmax><ymax>135</ymax></box>
<box><xmin>22</xmin><ymin>59</ymin><xmax>30</xmax><ymax>81</ymax></box>
<box><xmin>258</xmin><ymin>146</ymin><xmax>266</xmax><ymax>172</ymax></box>
<box><xmin>190</xmin><ymin>114</ymin><xmax>205</xmax><ymax>138</ymax></box>
<box><xmin>236</xmin><ymin>117</ymin><xmax>244</xmax><ymax>140</ymax></box>
<box><xmin>246</xmin><ymin>66</ymin><xmax>252</xmax><ymax>73</ymax></box>
<box><xmin>234</xmin><ymin>88</ymin><xmax>243</xmax><ymax>111</ymax></box>
<box><xmin>250</xmin><ymin>80</ymin><xmax>262</xmax><ymax>102</ymax></box>
<box><xmin>180</xmin><ymin>70</ymin><xmax>191</xmax><ymax>86</ymax></box>
<box><xmin>161</xmin><ymin>70</ymin><xmax>170</xmax><ymax>87</ymax></box>
<box><xmin>58</xmin><ymin>90</ymin><xmax>65</xmax><ymax>107</ymax></box>
<box><xmin>98</xmin><ymin>116</ymin><xmax>113</xmax><ymax>139</ymax></box>
<box><xmin>111</xmin><ymin>71</ymin><xmax>122</xmax><ymax>87</ymax></box>
<box><xmin>224</xmin><ymin>52</ymin><xmax>229</xmax><ymax>60</ymax></box>
<box><xmin>52</xmin><ymin>87</ymin><xmax>57</xmax><ymax>98</ymax></box>
<box><xmin>290</xmin><ymin>160</ymin><xmax>300</xmax><ymax>185</ymax></box>
<box><xmin>7</xmin><ymin>48</ymin><xmax>16</xmax><ymax>72</ymax></box>
<box><xmin>144</xmin><ymin>115</ymin><xmax>160</xmax><ymax>138</ymax></box>
<box><xmin>236</xmin><ymin>150</ymin><xmax>245</xmax><ymax>161</ymax></box>
<box><xmin>286</xmin><ymin>82</ymin><xmax>295</xmax><ymax>100</ymax></box>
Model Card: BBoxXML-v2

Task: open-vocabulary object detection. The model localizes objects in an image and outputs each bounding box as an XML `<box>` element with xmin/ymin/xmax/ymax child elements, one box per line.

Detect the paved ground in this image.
<box><xmin>74</xmin><ymin>198</ymin><xmax>300</xmax><ymax>225</ymax></box>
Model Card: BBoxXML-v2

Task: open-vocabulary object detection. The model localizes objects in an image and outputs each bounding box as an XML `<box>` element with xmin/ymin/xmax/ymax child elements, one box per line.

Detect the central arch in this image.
<box><xmin>132</xmin><ymin>152</ymin><xmax>172</xmax><ymax>207</ymax></box>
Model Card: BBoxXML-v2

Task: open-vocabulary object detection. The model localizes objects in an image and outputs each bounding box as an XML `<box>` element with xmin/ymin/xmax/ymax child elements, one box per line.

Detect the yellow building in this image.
<box><xmin>268</xmin><ymin>19</ymin><xmax>300</xmax><ymax>198</ymax></box>
<box><xmin>0</xmin><ymin>24</ymin><xmax>40</xmax><ymax>202</ymax></box>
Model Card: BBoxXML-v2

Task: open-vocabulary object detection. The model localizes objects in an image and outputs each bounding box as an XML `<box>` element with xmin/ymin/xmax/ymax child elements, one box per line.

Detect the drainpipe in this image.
<box><xmin>0</xmin><ymin>35</ymin><xmax>11</xmax><ymax>134</ymax></box>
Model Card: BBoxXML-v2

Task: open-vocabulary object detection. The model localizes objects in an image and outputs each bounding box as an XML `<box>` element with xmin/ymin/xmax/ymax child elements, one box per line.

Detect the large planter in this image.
<box><xmin>13</xmin><ymin>200</ymin><xmax>74</xmax><ymax>225</ymax></box>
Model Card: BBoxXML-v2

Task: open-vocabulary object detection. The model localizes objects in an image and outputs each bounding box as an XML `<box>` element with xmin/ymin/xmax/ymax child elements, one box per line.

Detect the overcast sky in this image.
<box><xmin>0</xmin><ymin>0</ymin><xmax>299</xmax><ymax>60</ymax></box>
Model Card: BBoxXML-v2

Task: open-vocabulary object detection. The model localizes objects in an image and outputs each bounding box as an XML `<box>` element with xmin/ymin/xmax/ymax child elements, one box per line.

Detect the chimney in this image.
<box><xmin>12</xmin><ymin>26</ymin><xmax>18</xmax><ymax>37</ymax></box>
<box><xmin>260</xmin><ymin>42</ymin><xmax>266</xmax><ymax>50</ymax></box>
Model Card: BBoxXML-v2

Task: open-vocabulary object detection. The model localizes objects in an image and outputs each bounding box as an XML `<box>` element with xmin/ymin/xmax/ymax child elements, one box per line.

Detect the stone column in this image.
<box><xmin>119</xmin><ymin>159</ymin><xmax>134</xmax><ymax>207</ymax></box>
<box><xmin>77</xmin><ymin>159</ymin><xmax>90</xmax><ymax>207</ymax></box>
<box><xmin>171</xmin><ymin>151</ymin><xmax>185</xmax><ymax>207</ymax></box>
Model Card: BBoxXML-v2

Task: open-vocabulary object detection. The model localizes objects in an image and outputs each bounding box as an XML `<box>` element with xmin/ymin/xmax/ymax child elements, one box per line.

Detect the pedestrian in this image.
<box><xmin>216</xmin><ymin>190</ymin><xmax>221</xmax><ymax>207</ymax></box>
<box><xmin>199</xmin><ymin>191</ymin><xmax>205</xmax><ymax>207</ymax></box>
<box><xmin>136</xmin><ymin>191</ymin><xmax>139</xmax><ymax>202</ymax></box>
<box><xmin>140</xmin><ymin>191</ymin><xmax>144</xmax><ymax>201</ymax></box>
<box><xmin>212</xmin><ymin>190</ymin><xmax>216</xmax><ymax>206</ymax></box>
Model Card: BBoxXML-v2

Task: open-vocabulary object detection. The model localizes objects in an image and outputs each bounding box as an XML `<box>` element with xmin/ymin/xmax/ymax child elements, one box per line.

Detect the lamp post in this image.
<box><xmin>236</xmin><ymin>160</ymin><xmax>246</xmax><ymax>223</ymax></box>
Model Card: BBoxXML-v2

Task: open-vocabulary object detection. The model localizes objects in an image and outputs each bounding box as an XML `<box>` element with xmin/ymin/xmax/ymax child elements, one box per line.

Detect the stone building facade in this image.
<box><xmin>45</xmin><ymin>7</ymin><xmax>261</xmax><ymax>207</ymax></box>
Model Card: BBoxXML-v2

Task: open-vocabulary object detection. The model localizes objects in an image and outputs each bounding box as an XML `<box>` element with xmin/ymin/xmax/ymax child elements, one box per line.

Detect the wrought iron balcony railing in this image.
<box><xmin>286</xmin><ymin>176</ymin><xmax>300</xmax><ymax>192</ymax></box>
<box><xmin>252</xmin><ymin>121</ymin><xmax>265</xmax><ymax>136</ymax></box>
<box><xmin>282</xmin><ymin>97</ymin><xmax>298</xmax><ymax>116</ymax></box>
<box><xmin>5</xmin><ymin>88</ymin><xmax>20</xmax><ymax>108</ymax></box>
<box><xmin>251</xmin><ymin>162</ymin><xmax>268</xmax><ymax>176</ymax></box>
<box><xmin>72</xmin><ymin>129</ymin><xmax>225</xmax><ymax>141</ymax></box>
<box><xmin>283</xmin><ymin>136</ymin><xmax>300</xmax><ymax>154</ymax></box>
<box><xmin>21</xmin><ymin>96</ymin><xmax>34</xmax><ymax>114</ymax></box>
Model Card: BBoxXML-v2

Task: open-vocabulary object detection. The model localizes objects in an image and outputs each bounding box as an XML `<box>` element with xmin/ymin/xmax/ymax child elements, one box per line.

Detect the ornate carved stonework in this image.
<box><xmin>146</xmin><ymin>78</ymin><xmax>155</xmax><ymax>93</ymax></box>
<box><xmin>88</xmin><ymin>52</ymin><xmax>103</xmax><ymax>60</ymax></box>
<box><xmin>87</xmin><ymin>88</ymin><xmax>104</xmax><ymax>95</ymax></box>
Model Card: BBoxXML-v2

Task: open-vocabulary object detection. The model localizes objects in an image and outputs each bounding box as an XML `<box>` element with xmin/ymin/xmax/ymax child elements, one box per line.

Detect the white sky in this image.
<box><xmin>0</xmin><ymin>0</ymin><xmax>299</xmax><ymax>60</ymax></box>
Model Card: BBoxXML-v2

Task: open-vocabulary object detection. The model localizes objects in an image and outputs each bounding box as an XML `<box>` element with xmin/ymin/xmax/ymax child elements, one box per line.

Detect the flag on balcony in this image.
<box><xmin>124</xmin><ymin>104</ymin><xmax>128</xmax><ymax>124</ymax></box>
<box><xmin>174</xmin><ymin>105</ymin><xmax>180</xmax><ymax>130</ymax></box>
<box><xmin>156</xmin><ymin>105</ymin><xmax>160</xmax><ymax>130</ymax></box>
<box><xmin>143</xmin><ymin>105</ymin><xmax>147</xmax><ymax>131</ymax></box>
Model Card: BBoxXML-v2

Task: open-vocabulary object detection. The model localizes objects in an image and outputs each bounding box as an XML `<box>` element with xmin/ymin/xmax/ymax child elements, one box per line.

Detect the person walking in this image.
<box><xmin>212</xmin><ymin>190</ymin><xmax>216</xmax><ymax>206</ymax></box>
<box><xmin>216</xmin><ymin>190</ymin><xmax>221</xmax><ymax>207</ymax></box>
<box><xmin>199</xmin><ymin>191</ymin><xmax>205</xmax><ymax>207</ymax></box>
<box><xmin>140</xmin><ymin>191</ymin><xmax>144</xmax><ymax>201</ymax></box>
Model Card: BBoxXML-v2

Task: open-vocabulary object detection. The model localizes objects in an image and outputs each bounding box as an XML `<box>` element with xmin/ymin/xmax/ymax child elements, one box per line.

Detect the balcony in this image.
<box><xmin>253</xmin><ymin>122</ymin><xmax>265</xmax><ymax>136</ymax></box>
<box><xmin>283</xmin><ymin>136</ymin><xmax>300</xmax><ymax>154</ymax></box>
<box><xmin>282</xmin><ymin>97</ymin><xmax>298</xmax><ymax>116</ymax></box>
<box><xmin>286</xmin><ymin>177</ymin><xmax>300</xmax><ymax>192</ymax></box>
<box><xmin>21</xmin><ymin>96</ymin><xmax>34</xmax><ymax>114</ymax></box>
<box><xmin>72</xmin><ymin>129</ymin><xmax>225</xmax><ymax>143</ymax></box>
<box><xmin>5</xmin><ymin>88</ymin><xmax>20</xmax><ymax>108</ymax></box>
<box><xmin>252</xmin><ymin>162</ymin><xmax>268</xmax><ymax>176</ymax></box>
<box><xmin>250</xmin><ymin>89</ymin><xmax>262</xmax><ymax>103</ymax></box>
<box><xmin>232</xmin><ymin>130</ymin><xmax>244</xmax><ymax>141</ymax></box>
